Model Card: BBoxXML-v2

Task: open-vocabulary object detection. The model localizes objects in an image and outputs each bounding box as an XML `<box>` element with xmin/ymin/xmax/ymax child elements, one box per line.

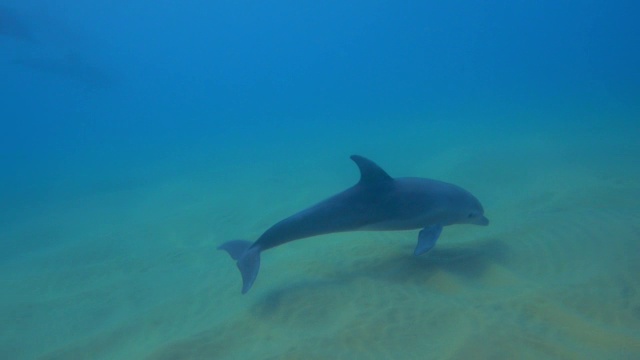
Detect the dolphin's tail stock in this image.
<box><xmin>218</xmin><ymin>240</ymin><xmax>261</xmax><ymax>294</ymax></box>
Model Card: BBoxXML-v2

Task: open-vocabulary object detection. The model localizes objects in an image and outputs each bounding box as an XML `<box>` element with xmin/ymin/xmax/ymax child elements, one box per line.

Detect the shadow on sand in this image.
<box><xmin>252</xmin><ymin>237</ymin><xmax>509</xmax><ymax>318</ymax></box>
<box><xmin>147</xmin><ymin>237</ymin><xmax>509</xmax><ymax>359</ymax></box>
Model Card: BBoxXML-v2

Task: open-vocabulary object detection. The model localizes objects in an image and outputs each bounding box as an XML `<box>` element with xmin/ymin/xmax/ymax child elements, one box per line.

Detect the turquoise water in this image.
<box><xmin>1</xmin><ymin>1</ymin><xmax>639</xmax><ymax>359</ymax></box>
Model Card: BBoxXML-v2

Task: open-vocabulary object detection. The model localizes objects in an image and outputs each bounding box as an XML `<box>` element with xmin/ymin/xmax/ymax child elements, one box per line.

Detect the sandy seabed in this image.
<box><xmin>1</xmin><ymin>121</ymin><xmax>639</xmax><ymax>359</ymax></box>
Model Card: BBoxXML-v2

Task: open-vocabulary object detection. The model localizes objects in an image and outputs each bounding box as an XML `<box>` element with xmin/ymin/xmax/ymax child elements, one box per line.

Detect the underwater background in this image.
<box><xmin>1</xmin><ymin>1</ymin><xmax>639</xmax><ymax>359</ymax></box>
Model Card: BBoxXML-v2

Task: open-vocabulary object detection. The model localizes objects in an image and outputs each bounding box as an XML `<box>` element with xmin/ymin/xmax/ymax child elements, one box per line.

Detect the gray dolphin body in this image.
<box><xmin>219</xmin><ymin>155</ymin><xmax>489</xmax><ymax>294</ymax></box>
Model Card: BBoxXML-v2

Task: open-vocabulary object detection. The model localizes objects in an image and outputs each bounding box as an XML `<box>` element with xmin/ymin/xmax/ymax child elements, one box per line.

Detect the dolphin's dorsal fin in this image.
<box><xmin>350</xmin><ymin>155</ymin><xmax>393</xmax><ymax>185</ymax></box>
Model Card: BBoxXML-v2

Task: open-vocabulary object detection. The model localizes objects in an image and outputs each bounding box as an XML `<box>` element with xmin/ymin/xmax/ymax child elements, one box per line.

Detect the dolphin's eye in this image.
<box><xmin>467</xmin><ymin>213</ymin><xmax>474</xmax><ymax>218</ymax></box>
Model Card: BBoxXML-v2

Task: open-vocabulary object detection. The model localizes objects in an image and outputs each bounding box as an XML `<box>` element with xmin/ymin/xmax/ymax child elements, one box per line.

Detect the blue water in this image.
<box><xmin>1</xmin><ymin>1</ymin><xmax>639</xmax><ymax>359</ymax></box>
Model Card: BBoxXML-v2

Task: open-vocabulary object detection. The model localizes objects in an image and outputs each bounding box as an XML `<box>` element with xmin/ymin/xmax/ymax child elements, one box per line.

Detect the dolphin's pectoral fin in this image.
<box><xmin>218</xmin><ymin>240</ymin><xmax>261</xmax><ymax>294</ymax></box>
<box><xmin>414</xmin><ymin>224</ymin><xmax>443</xmax><ymax>256</ymax></box>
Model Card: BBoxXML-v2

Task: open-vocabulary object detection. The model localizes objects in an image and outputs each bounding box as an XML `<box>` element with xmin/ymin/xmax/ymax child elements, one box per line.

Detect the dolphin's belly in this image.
<box><xmin>359</xmin><ymin>215</ymin><xmax>436</xmax><ymax>231</ymax></box>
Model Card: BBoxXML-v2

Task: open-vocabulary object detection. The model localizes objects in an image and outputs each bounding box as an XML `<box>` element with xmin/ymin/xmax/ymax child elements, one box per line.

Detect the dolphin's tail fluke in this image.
<box><xmin>218</xmin><ymin>240</ymin><xmax>261</xmax><ymax>294</ymax></box>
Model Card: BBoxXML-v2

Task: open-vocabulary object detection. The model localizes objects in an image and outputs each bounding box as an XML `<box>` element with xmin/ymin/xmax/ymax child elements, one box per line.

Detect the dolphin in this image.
<box><xmin>0</xmin><ymin>6</ymin><xmax>34</xmax><ymax>42</ymax></box>
<box><xmin>12</xmin><ymin>52</ymin><xmax>112</xmax><ymax>88</ymax></box>
<box><xmin>218</xmin><ymin>155</ymin><xmax>489</xmax><ymax>294</ymax></box>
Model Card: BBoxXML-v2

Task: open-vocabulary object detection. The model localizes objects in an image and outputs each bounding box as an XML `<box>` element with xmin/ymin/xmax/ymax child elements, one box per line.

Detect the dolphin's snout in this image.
<box><xmin>478</xmin><ymin>215</ymin><xmax>489</xmax><ymax>226</ymax></box>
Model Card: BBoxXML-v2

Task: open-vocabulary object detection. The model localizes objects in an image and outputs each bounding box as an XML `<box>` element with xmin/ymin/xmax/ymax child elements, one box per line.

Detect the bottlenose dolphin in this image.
<box><xmin>0</xmin><ymin>6</ymin><xmax>34</xmax><ymax>42</ymax></box>
<box><xmin>219</xmin><ymin>155</ymin><xmax>489</xmax><ymax>294</ymax></box>
<box><xmin>12</xmin><ymin>52</ymin><xmax>112</xmax><ymax>88</ymax></box>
